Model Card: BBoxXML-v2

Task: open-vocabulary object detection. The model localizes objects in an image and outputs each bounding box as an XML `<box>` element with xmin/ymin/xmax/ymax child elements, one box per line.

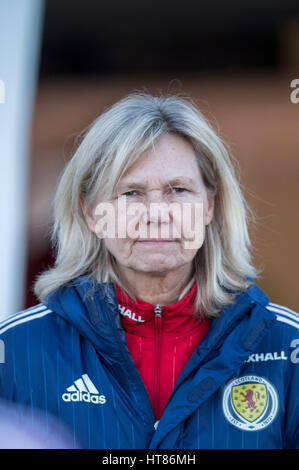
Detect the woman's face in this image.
<box><xmin>85</xmin><ymin>133</ymin><xmax>215</xmax><ymax>276</ymax></box>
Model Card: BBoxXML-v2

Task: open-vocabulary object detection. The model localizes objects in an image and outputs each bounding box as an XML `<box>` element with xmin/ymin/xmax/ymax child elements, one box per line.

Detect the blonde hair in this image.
<box><xmin>34</xmin><ymin>91</ymin><xmax>261</xmax><ymax>318</ymax></box>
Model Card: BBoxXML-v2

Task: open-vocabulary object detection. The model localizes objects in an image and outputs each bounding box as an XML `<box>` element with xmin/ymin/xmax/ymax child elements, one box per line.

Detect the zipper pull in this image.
<box><xmin>154</xmin><ymin>304</ymin><xmax>162</xmax><ymax>317</ymax></box>
<box><xmin>154</xmin><ymin>304</ymin><xmax>162</xmax><ymax>328</ymax></box>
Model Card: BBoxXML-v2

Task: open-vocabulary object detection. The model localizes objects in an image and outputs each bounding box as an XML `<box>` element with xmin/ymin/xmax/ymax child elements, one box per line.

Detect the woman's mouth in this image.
<box><xmin>137</xmin><ymin>239</ymin><xmax>177</xmax><ymax>245</ymax></box>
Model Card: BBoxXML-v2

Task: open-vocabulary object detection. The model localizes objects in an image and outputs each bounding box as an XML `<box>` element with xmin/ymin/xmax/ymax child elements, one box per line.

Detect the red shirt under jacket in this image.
<box><xmin>115</xmin><ymin>282</ymin><xmax>211</xmax><ymax>421</ymax></box>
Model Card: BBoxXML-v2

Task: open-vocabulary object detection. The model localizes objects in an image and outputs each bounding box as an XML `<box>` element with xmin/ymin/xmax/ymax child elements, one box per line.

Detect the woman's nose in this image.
<box><xmin>141</xmin><ymin>191</ymin><xmax>170</xmax><ymax>225</ymax></box>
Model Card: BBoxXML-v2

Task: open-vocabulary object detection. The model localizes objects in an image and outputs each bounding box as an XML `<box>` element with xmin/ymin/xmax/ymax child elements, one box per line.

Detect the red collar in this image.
<box><xmin>115</xmin><ymin>281</ymin><xmax>204</xmax><ymax>334</ymax></box>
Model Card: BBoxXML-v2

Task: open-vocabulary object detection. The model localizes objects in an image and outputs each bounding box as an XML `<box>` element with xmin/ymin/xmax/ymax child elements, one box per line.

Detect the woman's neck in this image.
<box><xmin>117</xmin><ymin>264</ymin><xmax>194</xmax><ymax>306</ymax></box>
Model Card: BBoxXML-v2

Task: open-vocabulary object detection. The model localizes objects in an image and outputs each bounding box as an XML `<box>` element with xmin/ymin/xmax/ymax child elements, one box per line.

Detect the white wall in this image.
<box><xmin>0</xmin><ymin>0</ymin><xmax>44</xmax><ymax>319</ymax></box>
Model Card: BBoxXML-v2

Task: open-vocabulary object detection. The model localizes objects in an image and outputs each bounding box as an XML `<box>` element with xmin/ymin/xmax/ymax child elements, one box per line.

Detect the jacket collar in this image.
<box><xmin>44</xmin><ymin>276</ymin><xmax>135</xmax><ymax>389</ymax></box>
<box><xmin>44</xmin><ymin>275</ymin><xmax>271</xmax><ymax>366</ymax></box>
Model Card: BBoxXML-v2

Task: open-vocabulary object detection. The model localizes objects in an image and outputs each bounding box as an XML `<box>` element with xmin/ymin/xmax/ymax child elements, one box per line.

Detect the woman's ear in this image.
<box><xmin>205</xmin><ymin>194</ymin><xmax>215</xmax><ymax>226</ymax></box>
<box><xmin>79</xmin><ymin>194</ymin><xmax>97</xmax><ymax>233</ymax></box>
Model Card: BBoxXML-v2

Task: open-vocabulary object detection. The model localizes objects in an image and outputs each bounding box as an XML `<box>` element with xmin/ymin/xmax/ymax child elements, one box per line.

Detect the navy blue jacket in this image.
<box><xmin>0</xmin><ymin>276</ymin><xmax>298</xmax><ymax>449</ymax></box>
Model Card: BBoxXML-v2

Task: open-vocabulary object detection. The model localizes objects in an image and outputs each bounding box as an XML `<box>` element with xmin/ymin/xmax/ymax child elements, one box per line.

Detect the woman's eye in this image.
<box><xmin>171</xmin><ymin>187</ymin><xmax>186</xmax><ymax>193</ymax></box>
<box><xmin>123</xmin><ymin>190</ymin><xmax>138</xmax><ymax>197</ymax></box>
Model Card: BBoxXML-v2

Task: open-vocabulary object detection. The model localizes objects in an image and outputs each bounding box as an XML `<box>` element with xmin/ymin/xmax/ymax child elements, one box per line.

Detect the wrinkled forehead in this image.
<box><xmin>116</xmin><ymin>176</ymin><xmax>200</xmax><ymax>192</ymax></box>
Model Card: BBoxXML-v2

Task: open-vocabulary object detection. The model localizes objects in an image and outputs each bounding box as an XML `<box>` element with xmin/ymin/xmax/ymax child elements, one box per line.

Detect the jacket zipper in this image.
<box><xmin>104</xmin><ymin>292</ymin><xmax>156</xmax><ymax>428</ymax></box>
<box><xmin>154</xmin><ymin>304</ymin><xmax>163</xmax><ymax>420</ymax></box>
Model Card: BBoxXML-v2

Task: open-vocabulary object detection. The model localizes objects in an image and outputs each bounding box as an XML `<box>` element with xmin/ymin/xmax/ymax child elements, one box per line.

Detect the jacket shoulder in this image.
<box><xmin>264</xmin><ymin>301</ymin><xmax>299</xmax><ymax>336</ymax></box>
<box><xmin>0</xmin><ymin>303</ymin><xmax>54</xmax><ymax>339</ymax></box>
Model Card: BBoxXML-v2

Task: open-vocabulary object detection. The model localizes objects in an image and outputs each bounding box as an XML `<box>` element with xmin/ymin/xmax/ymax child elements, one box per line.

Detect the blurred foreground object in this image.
<box><xmin>0</xmin><ymin>399</ymin><xmax>78</xmax><ymax>449</ymax></box>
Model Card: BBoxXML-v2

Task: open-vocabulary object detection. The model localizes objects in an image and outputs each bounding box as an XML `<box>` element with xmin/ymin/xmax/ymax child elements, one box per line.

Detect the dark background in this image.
<box><xmin>39</xmin><ymin>0</ymin><xmax>299</xmax><ymax>76</ymax></box>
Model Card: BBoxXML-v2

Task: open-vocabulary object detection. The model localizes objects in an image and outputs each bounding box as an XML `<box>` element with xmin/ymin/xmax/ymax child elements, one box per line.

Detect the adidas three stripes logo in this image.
<box><xmin>62</xmin><ymin>374</ymin><xmax>106</xmax><ymax>404</ymax></box>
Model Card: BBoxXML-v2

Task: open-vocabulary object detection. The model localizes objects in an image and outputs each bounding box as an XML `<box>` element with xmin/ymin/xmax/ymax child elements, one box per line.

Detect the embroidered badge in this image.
<box><xmin>222</xmin><ymin>375</ymin><xmax>278</xmax><ymax>431</ymax></box>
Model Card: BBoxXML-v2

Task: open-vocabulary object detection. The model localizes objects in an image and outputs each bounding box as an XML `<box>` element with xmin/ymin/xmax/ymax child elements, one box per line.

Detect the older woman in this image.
<box><xmin>0</xmin><ymin>93</ymin><xmax>298</xmax><ymax>449</ymax></box>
